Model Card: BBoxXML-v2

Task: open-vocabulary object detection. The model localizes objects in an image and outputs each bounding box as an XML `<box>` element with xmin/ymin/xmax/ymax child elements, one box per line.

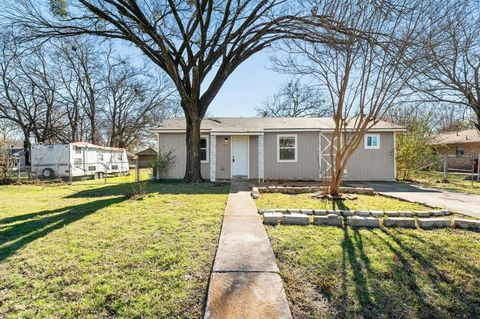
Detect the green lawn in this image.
<box><xmin>408</xmin><ymin>171</ymin><xmax>480</xmax><ymax>195</ymax></box>
<box><xmin>0</xmin><ymin>180</ymin><xmax>229</xmax><ymax>318</ymax></box>
<box><xmin>258</xmin><ymin>193</ymin><xmax>480</xmax><ymax>318</ymax></box>
<box><xmin>267</xmin><ymin>226</ymin><xmax>480</xmax><ymax>319</ymax></box>
<box><xmin>256</xmin><ymin>192</ymin><xmax>428</xmax><ymax>211</ymax></box>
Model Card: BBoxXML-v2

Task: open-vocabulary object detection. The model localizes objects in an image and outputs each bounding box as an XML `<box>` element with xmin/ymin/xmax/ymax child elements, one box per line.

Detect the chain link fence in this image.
<box><xmin>436</xmin><ymin>154</ymin><xmax>480</xmax><ymax>181</ymax></box>
<box><xmin>4</xmin><ymin>158</ymin><xmax>154</xmax><ymax>185</ymax></box>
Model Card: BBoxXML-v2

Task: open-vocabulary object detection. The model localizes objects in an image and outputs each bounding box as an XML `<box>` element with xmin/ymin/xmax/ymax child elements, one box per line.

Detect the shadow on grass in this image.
<box><xmin>0</xmin><ymin>197</ymin><xmax>125</xmax><ymax>262</ymax></box>
<box><xmin>333</xmin><ymin>226</ymin><xmax>480</xmax><ymax>318</ymax></box>
<box><xmin>65</xmin><ymin>180</ymin><xmax>230</xmax><ymax>198</ymax></box>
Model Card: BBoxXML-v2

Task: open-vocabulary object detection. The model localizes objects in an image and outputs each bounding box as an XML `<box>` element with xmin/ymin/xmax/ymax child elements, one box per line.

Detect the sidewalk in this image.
<box><xmin>204</xmin><ymin>182</ymin><xmax>292</xmax><ymax>319</ymax></box>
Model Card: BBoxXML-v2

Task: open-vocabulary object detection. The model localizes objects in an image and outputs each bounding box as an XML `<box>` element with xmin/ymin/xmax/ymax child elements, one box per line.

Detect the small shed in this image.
<box><xmin>135</xmin><ymin>147</ymin><xmax>158</xmax><ymax>168</ymax></box>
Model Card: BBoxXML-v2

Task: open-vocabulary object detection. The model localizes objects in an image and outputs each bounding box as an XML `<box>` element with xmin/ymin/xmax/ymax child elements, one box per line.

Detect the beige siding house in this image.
<box><xmin>152</xmin><ymin>117</ymin><xmax>404</xmax><ymax>182</ymax></box>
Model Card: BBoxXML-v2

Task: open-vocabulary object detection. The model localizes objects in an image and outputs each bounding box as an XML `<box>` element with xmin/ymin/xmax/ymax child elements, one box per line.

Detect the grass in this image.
<box><xmin>255</xmin><ymin>192</ymin><xmax>428</xmax><ymax>212</ymax></box>
<box><xmin>407</xmin><ymin>171</ymin><xmax>480</xmax><ymax>195</ymax></box>
<box><xmin>0</xmin><ymin>180</ymin><xmax>229</xmax><ymax>318</ymax></box>
<box><xmin>266</xmin><ymin>226</ymin><xmax>480</xmax><ymax>318</ymax></box>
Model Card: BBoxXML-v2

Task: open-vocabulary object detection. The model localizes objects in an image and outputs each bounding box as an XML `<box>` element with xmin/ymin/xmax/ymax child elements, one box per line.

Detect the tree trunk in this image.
<box><xmin>330</xmin><ymin>167</ymin><xmax>342</xmax><ymax>195</ymax></box>
<box><xmin>23</xmin><ymin>137</ymin><xmax>31</xmax><ymax>166</ymax></box>
<box><xmin>475</xmin><ymin>111</ymin><xmax>480</xmax><ymax>132</ymax></box>
<box><xmin>184</xmin><ymin>110</ymin><xmax>203</xmax><ymax>182</ymax></box>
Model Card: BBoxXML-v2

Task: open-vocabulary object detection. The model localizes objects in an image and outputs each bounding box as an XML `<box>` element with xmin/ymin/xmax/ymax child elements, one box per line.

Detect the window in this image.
<box><xmin>112</xmin><ymin>164</ymin><xmax>119</xmax><ymax>170</ymax></box>
<box><xmin>97</xmin><ymin>153</ymin><xmax>104</xmax><ymax>162</ymax></box>
<box><xmin>74</xmin><ymin>146</ymin><xmax>82</xmax><ymax>155</ymax></box>
<box><xmin>456</xmin><ymin>146</ymin><xmax>465</xmax><ymax>157</ymax></box>
<box><xmin>74</xmin><ymin>158</ymin><xmax>82</xmax><ymax>167</ymax></box>
<box><xmin>364</xmin><ymin>134</ymin><xmax>380</xmax><ymax>149</ymax></box>
<box><xmin>277</xmin><ymin>134</ymin><xmax>297</xmax><ymax>162</ymax></box>
<box><xmin>117</xmin><ymin>154</ymin><xmax>123</xmax><ymax>161</ymax></box>
<box><xmin>200</xmin><ymin>136</ymin><xmax>209</xmax><ymax>163</ymax></box>
<box><xmin>88</xmin><ymin>166</ymin><xmax>96</xmax><ymax>171</ymax></box>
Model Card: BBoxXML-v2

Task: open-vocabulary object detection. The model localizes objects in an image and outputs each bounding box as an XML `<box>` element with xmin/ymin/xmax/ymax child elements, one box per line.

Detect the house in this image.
<box><xmin>152</xmin><ymin>117</ymin><xmax>405</xmax><ymax>182</ymax></box>
<box><xmin>135</xmin><ymin>147</ymin><xmax>158</xmax><ymax>168</ymax></box>
<box><xmin>430</xmin><ymin>129</ymin><xmax>480</xmax><ymax>171</ymax></box>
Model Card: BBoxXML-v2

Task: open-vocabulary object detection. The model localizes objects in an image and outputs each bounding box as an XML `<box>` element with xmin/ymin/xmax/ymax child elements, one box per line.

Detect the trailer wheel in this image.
<box><xmin>42</xmin><ymin>168</ymin><xmax>54</xmax><ymax>179</ymax></box>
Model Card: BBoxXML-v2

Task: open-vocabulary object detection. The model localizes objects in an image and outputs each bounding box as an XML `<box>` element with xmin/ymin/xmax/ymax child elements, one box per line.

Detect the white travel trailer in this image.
<box><xmin>30</xmin><ymin>142</ymin><xmax>129</xmax><ymax>180</ymax></box>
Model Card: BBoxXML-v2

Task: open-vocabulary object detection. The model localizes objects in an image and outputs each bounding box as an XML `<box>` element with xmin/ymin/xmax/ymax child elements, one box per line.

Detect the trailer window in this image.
<box><xmin>74</xmin><ymin>158</ymin><xmax>82</xmax><ymax>167</ymax></box>
<box><xmin>112</xmin><ymin>164</ymin><xmax>119</xmax><ymax>170</ymax></box>
<box><xmin>88</xmin><ymin>166</ymin><xmax>96</xmax><ymax>171</ymax></box>
<box><xmin>98</xmin><ymin>153</ymin><xmax>104</xmax><ymax>162</ymax></box>
<box><xmin>117</xmin><ymin>154</ymin><xmax>123</xmax><ymax>161</ymax></box>
<box><xmin>74</xmin><ymin>147</ymin><xmax>82</xmax><ymax>155</ymax></box>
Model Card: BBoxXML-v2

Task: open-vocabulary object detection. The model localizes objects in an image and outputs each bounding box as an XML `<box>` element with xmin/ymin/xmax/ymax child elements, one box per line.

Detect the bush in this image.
<box><xmin>0</xmin><ymin>141</ymin><xmax>15</xmax><ymax>182</ymax></box>
<box><xmin>152</xmin><ymin>150</ymin><xmax>176</xmax><ymax>179</ymax></box>
<box><xmin>396</xmin><ymin>120</ymin><xmax>439</xmax><ymax>180</ymax></box>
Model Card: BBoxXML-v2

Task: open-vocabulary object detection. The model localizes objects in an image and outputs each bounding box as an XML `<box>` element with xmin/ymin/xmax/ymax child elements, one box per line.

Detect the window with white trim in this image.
<box><xmin>364</xmin><ymin>134</ymin><xmax>380</xmax><ymax>149</ymax></box>
<box><xmin>277</xmin><ymin>134</ymin><xmax>297</xmax><ymax>162</ymax></box>
<box><xmin>200</xmin><ymin>136</ymin><xmax>209</xmax><ymax>163</ymax></box>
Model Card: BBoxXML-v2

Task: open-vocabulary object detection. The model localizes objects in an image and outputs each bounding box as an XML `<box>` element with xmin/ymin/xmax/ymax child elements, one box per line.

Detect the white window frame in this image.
<box><xmin>200</xmin><ymin>135</ymin><xmax>209</xmax><ymax>163</ymax></box>
<box><xmin>364</xmin><ymin>134</ymin><xmax>381</xmax><ymax>149</ymax></box>
<box><xmin>277</xmin><ymin>134</ymin><xmax>298</xmax><ymax>163</ymax></box>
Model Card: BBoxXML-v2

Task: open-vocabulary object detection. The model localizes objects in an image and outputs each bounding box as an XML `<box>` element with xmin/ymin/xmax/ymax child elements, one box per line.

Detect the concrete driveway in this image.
<box><xmin>350</xmin><ymin>181</ymin><xmax>480</xmax><ymax>218</ymax></box>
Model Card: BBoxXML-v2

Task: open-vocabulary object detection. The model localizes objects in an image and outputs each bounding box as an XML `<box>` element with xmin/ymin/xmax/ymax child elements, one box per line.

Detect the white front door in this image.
<box><xmin>231</xmin><ymin>136</ymin><xmax>249</xmax><ymax>177</ymax></box>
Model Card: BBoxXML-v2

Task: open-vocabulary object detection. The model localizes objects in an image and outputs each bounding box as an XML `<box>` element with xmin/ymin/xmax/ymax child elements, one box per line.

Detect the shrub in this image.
<box><xmin>396</xmin><ymin>120</ymin><xmax>439</xmax><ymax>180</ymax></box>
<box><xmin>152</xmin><ymin>150</ymin><xmax>176</xmax><ymax>179</ymax></box>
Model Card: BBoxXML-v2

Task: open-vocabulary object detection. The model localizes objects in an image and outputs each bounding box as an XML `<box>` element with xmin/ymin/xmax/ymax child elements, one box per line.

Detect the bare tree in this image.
<box><xmin>55</xmin><ymin>38</ymin><xmax>103</xmax><ymax>144</ymax></box>
<box><xmin>387</xmin><ymin>102</ymin><xmax>474</xmax><ymax>133</ymax></box>
<box><xmin>273</xmin><ymin>0</ymin><xmax>429</xmax><ymax>194</ymax></box>
<box><xmin>0</xmin><ymin>35</ymin><xmax>65</xmax><ymax>164</ymax></box>
<box><xmin>256</xmin><ymin>79</ymin><xmax>329</xmax><ymax>117</ymax></box>
<box><xmin>0</xmin><ymin>122</ymin><xmax>17</xmax><ymax>181</ymax></box>
<box><xmin>103</xmin><ymin>52</ymin><xmax>177</xmax><ymax>149</ymax></box>
<box><xmin>5</xmin><ymin>0</ymin><xmax>356</xmax><ymax>182</ymax></box>
<box><xmin>410</xmin><ymin>0</ymin><xmax>480</xmax><ymax>130</ymax></box>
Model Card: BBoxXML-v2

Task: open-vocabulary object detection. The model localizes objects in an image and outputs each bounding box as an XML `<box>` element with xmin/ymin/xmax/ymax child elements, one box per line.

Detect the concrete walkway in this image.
<box><xmin>351</xmin><ymin>181</ymin><xmax>480</xmax><ymax>218</ymax></box>
<box><xmin>204</xmin><ymin>182</ymin><xmax>292</xmax><ymax>319</ymax></box>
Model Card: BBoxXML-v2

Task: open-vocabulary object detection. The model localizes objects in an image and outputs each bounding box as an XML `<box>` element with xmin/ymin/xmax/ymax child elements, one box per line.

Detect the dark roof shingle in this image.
<box><xmin>153</xmin><ymin>117</ymin><xmax>404</xmax><ymax>132</ymax></box>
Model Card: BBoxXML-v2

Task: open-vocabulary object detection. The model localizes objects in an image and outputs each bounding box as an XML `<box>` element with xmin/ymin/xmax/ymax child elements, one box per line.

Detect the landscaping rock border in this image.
<box><xmin>261</xmin><ymin>209</ymin><xmax>480</xmax><ymax>232</ymax></box>
<box><xmin>384</xmin><ymin>217</ymin><xmax>416</xmax><ymax>229</ymax></box>
<box><xmin>454</xmin><ymin>219</ymin><xmax>480</xmax><ymax>230</ymax></box>
<box><xmin>253</xmin><ymin>185</ymin><xmax>375</xmax><ymax>195</ymax></box>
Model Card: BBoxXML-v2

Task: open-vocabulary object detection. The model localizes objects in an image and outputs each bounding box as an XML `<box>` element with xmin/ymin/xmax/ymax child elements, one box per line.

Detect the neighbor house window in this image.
<box><xmin>200</xmin><ymin>135</ymin><xmax>209</xmax><ymax>163</ymax></box>
<box><xmin>277</xmin><ymin>134</ymin><xmax>297</xmax><ymax>162</ymax></box>
<box><xmin>456</xmin><ymin>146</ymin><xmax>465</xmax><ymax>157</ymax></box>
<box><xmin>364</xmin><ymin>134</ymin><xmax>380</xmax><ymax>149</ymax></box>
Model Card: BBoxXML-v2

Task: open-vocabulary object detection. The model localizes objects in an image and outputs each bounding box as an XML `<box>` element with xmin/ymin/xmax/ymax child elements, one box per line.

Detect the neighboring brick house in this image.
<box><xmin>135</xmin><ymin>147</ymin><xmax>158</xmax><ymax>168</ymax></box>
<box><xmin>430</xmin><ymin>129</ymin><xmax>480</xmax><ymax>171</ymax></box>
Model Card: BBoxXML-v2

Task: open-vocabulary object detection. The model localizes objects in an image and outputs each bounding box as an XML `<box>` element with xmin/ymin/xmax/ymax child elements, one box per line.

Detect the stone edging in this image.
<box><xmin>260</xmin><ymin>209</ymin><xmax>480</xmax><ymax>231</ymax></box>
<box><xmin>251</xmin><ymin>186</ymin><xmax>374</xmax><ymax>197</ymax></box>
<box><xmin>258</xmin><ymin>209</ymin><xmax>451</xmax><ymax>217</ymax></box>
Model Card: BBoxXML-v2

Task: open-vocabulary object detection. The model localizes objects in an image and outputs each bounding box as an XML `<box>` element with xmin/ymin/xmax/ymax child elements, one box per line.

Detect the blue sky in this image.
<box><xmin>206</xmin><ymin>50</ymin><xmax>290</xmax><ymax>117</ymax></box>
